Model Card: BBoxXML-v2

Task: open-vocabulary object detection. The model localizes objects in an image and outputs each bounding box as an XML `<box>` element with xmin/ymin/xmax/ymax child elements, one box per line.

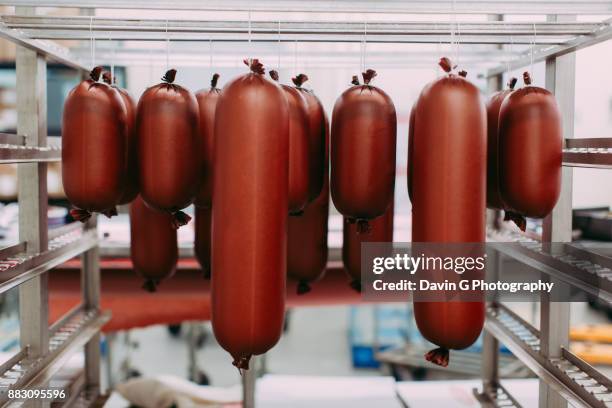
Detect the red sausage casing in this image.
<box><xmin>62</xmin><ymin>67</ymin><xmax>127</xmax><ymax>219</ymax></box>
<box><xmin>486</xmin><ymin>78</ymin><xmax>516</xmax><ymax>210</ymax></box>
<box><xmin>194</xmin><ymin>74</ymin><xmax>221</xmax><ymax>208</ymax></box>
<box><xmin>287</xmin><ymin>113</ymin><xmax>329</xmax><ymax>293</ymax></box>
<box><xmin>212</xmin><ymin>60</ymin><xmax>289</xmax><ymax>370</ymax></box>
<box><xmin>411</xmin><ymin>61</ymin><xmax>486</xmax><ymax>367</ymax></box>
<box><xmin>106</xmin><ymin>76</ymin><xmax>139</xmax><ymax>205</ymax></box>
<box><xmin>343</xmin><ymin>202</ymin><xmax>394</xmax><ymax>291</ymax></box>
<box><xmin>295</xmin><ymin>78</ymin><xmax>327</xmax><ymax>201</ymax></box>
<box><xmin>195</xmin><ymin>206</ymin><xmax>212</xmax><ymax>279</ymax></box>
<box><xmin>281</xmin><ymin>83</ymin><xmax>310</xmax><ymax>214</ymax></box>
<box><xmin>499</xmin><ymin>74</ymin><xmax>562</xmax><ymax>219</ymax></box>
<box><xmin>130</xmin><ymin>196</ymin><xmax>178</xmax><ymax>291</ymax></box>
<box><xmin>407</xmin><ymin>103</ymin><xmax>415</xmax><ymax>203</ymax></box>
<box><xmin>136</xmin><ymin>69</ymin><xmax>199</xmax><ymax>226</ymax></box>
<box><xmin>331</xmin><ymin>70</ymin><xmax>396</xmax><ymax>226</ymax></box>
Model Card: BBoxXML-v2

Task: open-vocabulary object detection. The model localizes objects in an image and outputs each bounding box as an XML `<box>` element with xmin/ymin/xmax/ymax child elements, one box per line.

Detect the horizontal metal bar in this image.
<box><xmin>0</xmin><ymin>309</ymin><xmax>110</xmax><ymax>405</ymax></box>
<box><xmin>15</xmin><ymin>31</ymin><xmax>568</xmax><ymax>44</ymax></box>
<box><xmin>0</xmin><ymin>20</ymin><xmax>87</xmax><ymax>71</ymax></box>
<box><xmin>0</xmin><ymin>242</ymin><xmax>27</xmax><ymax>260</ymax></box>
<box><xmin>563</xmin><ymin>148</ymin><xmax>612</xmax><ymax>169</ymax></box>
<box><xmin>1</xmin><ymin>0</ymin><xmax>611</xmax><ymax>14</ymax></box>
<box><xmin>0</xmin><ymin>133</ymin><xmax>25</xmax><ymax>146</ymax></box>
<box><xmin>494</xmin><ymin>241</ymin><xmax>612</xmax><ymax>304</ymax></box>
<box><xmin>473</xmin><ymin>382</ymin><xmax>523</xmax><ymax>408</ymax></box>
<box><xmin>49</xmin><ymin>302</ymin><xmax>84</xmax><ymax>334</ymax></box>
<box><xmin>3</xmin><ymin>16</ymin><xmax>599</xmax><ymax>44</ymax></box>
<box><xmin>0</xmin><ymin>348</ymin><xmax>28</xmax><ymax>378</ymax></box>
<box><xmin>566</xmin><ymin>137</ymin><xmax>612</xmax><ymax>149</ymax></box>
<box><xmin>0</xmin><ymin>143</ymin><xmax>61</xmax><ymax>163</ymax></box>
<box><xmin>0</xmin><ymin>228</ymin><xmax>98</xmax><ymax>295</ymax></box>
<box><xmin>486</xmin><ymin>303</ymin><xmax>612</xmax><ymax>408</ymax></box>
<box><xmin>487</xmin><ymin>18</ymin><xmax>612</xmax><ymax>76</ymax></box>
<box><xmin>3</xmin><ymin>16</ymin><xmax>601</xmax><ymax>36</ymax></box>
<box><xmin>48</xmin><ymin>222</ymin><xmax>85</xmax><ymax>241</ymax></box>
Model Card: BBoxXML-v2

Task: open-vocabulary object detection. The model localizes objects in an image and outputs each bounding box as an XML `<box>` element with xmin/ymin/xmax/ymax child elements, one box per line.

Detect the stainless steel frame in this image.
<box><xmin>0</xmin><ymin>6</ymin><xmax>104</xmax><ymax>407</ymax></box>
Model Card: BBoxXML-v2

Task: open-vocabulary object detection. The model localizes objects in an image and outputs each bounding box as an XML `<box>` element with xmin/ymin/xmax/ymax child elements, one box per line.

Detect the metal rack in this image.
<box><xmin>0</xmin><ymin>5</ymin><xmax>103</xmax><ymax>407</ymax></box>
<box><xmin>0</xmin><ymin>2</ymin><xmax>609</xmax><ymax>408</ymax></box>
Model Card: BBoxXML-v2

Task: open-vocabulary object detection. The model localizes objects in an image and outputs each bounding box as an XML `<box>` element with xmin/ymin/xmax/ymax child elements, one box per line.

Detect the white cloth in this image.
<box><xmin>115</xmin><ymin>375</ymin><xmax>241</xmax><ymax>408</ymax></box>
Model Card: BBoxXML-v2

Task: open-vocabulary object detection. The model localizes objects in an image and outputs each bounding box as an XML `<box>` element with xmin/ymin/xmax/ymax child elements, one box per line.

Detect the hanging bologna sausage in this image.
<box><xmin>499</xmin><ymin>72</ymin><xmax>562</xmax><ymax>230</ymax></box>
<box><xmin>194</xmin><ymin>73</ymin><xmax>222</xmax><ymax>209</ymax></box>
<box><xmin>486</xmin><ymin>77</ymin><xmax>517</xmax><ymax>211</ymax></box>
<box><xmin>62</xmin><ymin>66</ymin><xmax>127</xmax><ymax>222</ymax></box>
<box><xmin>292</xmin><ymin>74</ymin><xmax>327</xmax><ymax>201</ymax></box>
<box><xmin>136</xmin><ymin>69</ymin><xmax>199</xmax><ymax>228</ymax></box>
<box><xmin>287</xmin><ymin>112</ymin><xmax>329</xmax><ymax>294</ymax></box>
<box><xmin>130</xmin><ymin>195</ymin><xmax>178</xmax><ymax>292</ymax></box>
<box><xmin>212</xmin><ymin>59</ymin><xmax>289</xmax><ymax>370</ymax></box>
<box><xmin>343</xmin><ymin>202</ymin><xmax>394</xmax><ymax>292</ymax></box>
<box><xmin>195</xmin><ymin>206</ymin><xmax>212</xmax><ymax>279</ymax></box>
<box><xmin>102</xmin><ymin>71</ymin><xmax>138</xmax><ymax>205</ymax></box>
<box><xmin>407</xmin><ymin>103</ymin><xmax>415</xmax><ymax>203</ymax></box>
<box><xmin>331</xmin><ymin>69</ymin><xmax>397</xmax><ymax>233</ymax></box>
<box><xmin>411</xmin><ymin>58</ymin><xmax>486</xmax><ymax>367</ymax></box>
<box><xmin>269</xmin><ymin>70</ymin><xmax>310</xmax><ymax>215</ymax></box>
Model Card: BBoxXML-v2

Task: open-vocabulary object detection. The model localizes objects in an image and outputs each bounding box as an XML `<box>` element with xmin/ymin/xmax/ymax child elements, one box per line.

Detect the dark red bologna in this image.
<box><xmin>194</xmin><ymin>206</ymin><xmax>212</xmax><ymax>279</ymax></box>
<box><xmin>486</xmin><ymin>77</ymin><xmax>517</xmax><ymax>211</ymax></box>
<box><xmin>136</xmin><ymin>69</ymin><xmax>199</xmax><ymax>228</ymax></box>
<box><xmin>330</xmin><ymin>69</ymin><xmax>396</xmax><ymax>233</ymax></box>
<box><xmin>343</xmin><ymin>202</ymin><xmax>394</xmax><ymax>292</ymax></box>
<box><xmin>498</xmin><ymin>72</ymin><xmax>562</xmax><ymax>230</ymax></box>
<box><xmin>211</xmin><ymin>59</ymin><xmax>289</xmax><ymax>370</ymax></box>
<box><xmin>269</xmin><ymin>70</ymin><xmax>310</xmax><ymax>215</ymax></box>
<box><xmin>411</xmin><ymin>58</ymin><xmax>486</xmax><ymax>367</ymax></box>
<box><xmin>194</xmin><ymin>73</ymin><xmax>221</xmax><ymax>209</ymax></box>
<box><xmin>287</xmin><ymin>111</ymin><xmax>329</xmax><ymax>294</ymax></box>
<box><xmin>293</xmin><ymin>74</ymin><xmax>327</xmax><ymax>201</ymax></box>
<box><xmin>130</xmin><ymin>195</ymin><xmax>178</xmax><ymax>292</ymax></box>
<box><xmin>62</xmin><ymin>66</ymin><xmax>127</xmax><ymax>221</ymax></box>
<box><xmin>102</xmin><ymin>71</ymin><xmax>138</xmax><ymax>205</ymax></box>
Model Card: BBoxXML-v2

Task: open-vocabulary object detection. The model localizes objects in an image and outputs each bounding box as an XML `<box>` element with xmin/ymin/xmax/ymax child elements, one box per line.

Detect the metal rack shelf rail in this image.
<box><xmin>0</xmin><ymin>2</ymin><xmax>609</xmax><ymax>408</ymax></box>
<box><xmin>0</xmin><ymin>5</ymin><xmax>102</xmax><ymax>407</ymax></box>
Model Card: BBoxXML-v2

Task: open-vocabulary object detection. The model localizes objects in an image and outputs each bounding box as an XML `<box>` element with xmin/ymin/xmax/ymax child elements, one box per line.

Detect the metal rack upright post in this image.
<box><xmin>0</xmin><ymin>6</ymin><xmax>107</xmax><ymax>407</ymax></box>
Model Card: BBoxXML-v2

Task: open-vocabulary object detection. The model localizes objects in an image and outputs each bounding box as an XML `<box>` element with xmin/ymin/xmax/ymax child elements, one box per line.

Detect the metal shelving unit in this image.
<box><xmin>0</xmin><ymin>5</ymin><xmax>102</xmax><ymax>407</ymax></box>
<box><xmin>0</xmin><ymin>1</ymin><xmax>608</xmax><ymax>407</ymax></box>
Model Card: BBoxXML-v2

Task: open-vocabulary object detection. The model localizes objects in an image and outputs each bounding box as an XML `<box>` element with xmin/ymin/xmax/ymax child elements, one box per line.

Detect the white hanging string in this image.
<box><xmin>293</xmin><ymin>40</ymin><xmax>298</xmax><ymax>74</ymax></box>
<box><xmin>109</xmin><ymin>33</ymin><xmax>114</xmax><ymax>82</ymax></box>
<box><xmin>209</xmin><ymin>39</ymin><xmax>213</xmax><ymax>68</ymax></box>
<box><xmin>456</xmin><ymin>21</ymin><xmax>461</xmax><ymax>66</ymax></box>
<box><xmin>435</xmin><ymin>23</ymin><xmax>441</xmax><ymax>77</ymax></box>
<box><xmin>360</xmin><ymin>21</ymin><xmax>367</xmax><ymax>72</ymax></box>
<box><xmin>451</xmin><ymin>0</ymin><xmax>457</xmax><ymax>64</ymax></box>
<box><xmin>165</xmin><ymin>19</ymin><xmax>170</xmax><ymax>71</ymax></box>
<box><xmin>277</xmin><ymin>21</ymin><xmax>282</xmax><ymax>71</ymax></box>
<box><xmin>248</xmin><ymin>10</ymin><xmax>252</xmax><ymax>61</ymax></box>
<box><xmin>89</xmin><ymin>16</ymin><xmax>95</xmax><ymax>69</ymax></box>
<box><xmin>507</xmin><ymin>33</ymin><xmax>514</xmax><ymax>80</ymax></box>
<box><xmin>530</xmin><ymin>23</ymin><xmax>537</xmax><ymax>79</ymax></box>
